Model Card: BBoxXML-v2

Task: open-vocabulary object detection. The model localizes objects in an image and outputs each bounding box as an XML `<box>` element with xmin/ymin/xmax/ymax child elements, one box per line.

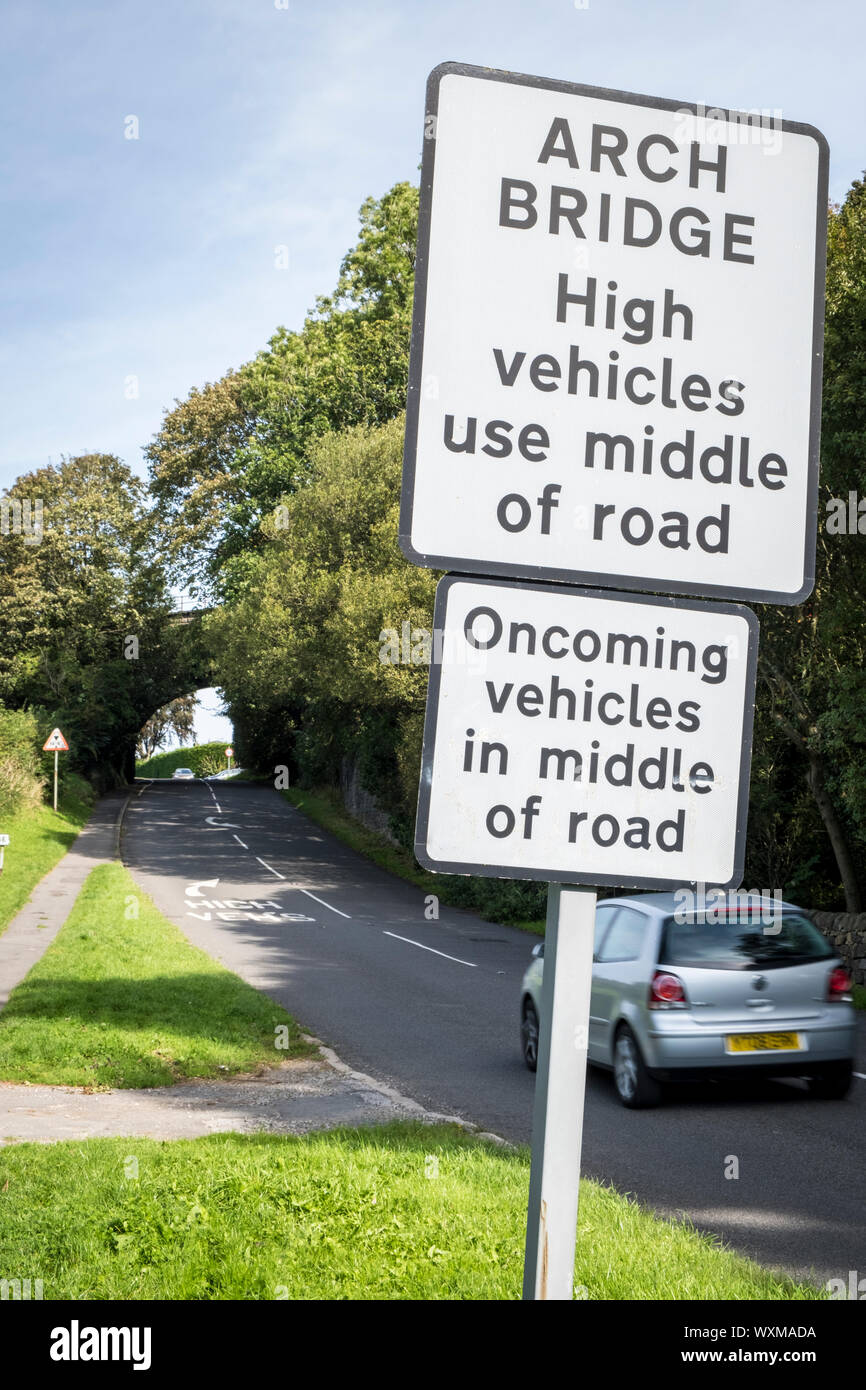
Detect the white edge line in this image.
<box><xmin>854</xmin><ymin>1072</ymin><xmax>866</xmax><ymax>1081</ymax></box>
<box><xmin>233</xmin><ymin>835</ymin><xmax>248</xmax><ymax>849</ymax></box>
<box><xmin>256</xmin><ymin>856</ymin><xmax>285</xmax><ymax>880</ymax></box>
<box><xmin>300</xmin><ymin>888</ymin><xmax>351</xmax><ymax>919</ymax></box>
<box><xmin>383</xmin><ymin>931</ymin><xmax>476</xmax><ymax>968</ymax></box>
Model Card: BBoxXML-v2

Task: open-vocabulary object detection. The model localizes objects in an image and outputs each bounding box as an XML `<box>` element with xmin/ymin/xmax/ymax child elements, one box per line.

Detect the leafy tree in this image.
<box><xmin>137</xmin><ymin>694</ymin><xmax>198</xmax><ymax>760</ymax></box>
<box><xmin>145</xmin><ymin>371</ymin><xmax>254</xmax><ymax>590</ymax></box>
<box><xmin>0</xmin><ymin>454</ymin><xmax>175</xmax><ymax>786</ymax></box>
<box><xmin>206</xmin><ymin>415</ymin><xmax>436</xmax><ymax>803</ymax></box>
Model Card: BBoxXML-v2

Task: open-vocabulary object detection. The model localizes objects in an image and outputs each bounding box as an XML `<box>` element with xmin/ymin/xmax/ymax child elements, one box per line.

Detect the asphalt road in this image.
<box><xmin>122</xmin><ymin>777</ymin><xmax>866</xmax><ymax>1287</ymax></box>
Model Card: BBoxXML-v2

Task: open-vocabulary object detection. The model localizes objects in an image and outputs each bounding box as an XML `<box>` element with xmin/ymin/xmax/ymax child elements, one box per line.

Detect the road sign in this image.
<box><xmin>42</xmin><ymin>728</ymin><xmax>68</xmax><ymax>811</ymax></box>
<box><xmin>401</xmin><ymin>63</ymin><xmax>828</xmax><ymax>604</ymax></box>
<box><xmin>225</xmin><ymin>747</ymin><xmax>234</xmax><ymax>759</ymax></box>
<box><xmin>0</xmin><ymin>835</ymin><xmax>9</xmax><ymax>846</ymax></box>
<box><xmin>416</xmin><ymin>575</ymin><xmax>757</xmax><ymax>889</ymax></box>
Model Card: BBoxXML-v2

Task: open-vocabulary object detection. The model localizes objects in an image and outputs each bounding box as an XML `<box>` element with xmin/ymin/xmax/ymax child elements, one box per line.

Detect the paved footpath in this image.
<box><xmin>0</xmin><ymin>789</ymin><xmax>130</xmax><ymax>1010</ymax></box>
<box><xmin>0</xmin><ymin>1050</ymin><xmax>469</xmax><ymax>1147</ymax></box>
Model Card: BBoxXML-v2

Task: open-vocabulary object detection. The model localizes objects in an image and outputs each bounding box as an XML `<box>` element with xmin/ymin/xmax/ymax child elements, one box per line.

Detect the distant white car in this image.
<box><xmin>171</xmin><ymin>767</ymin><xmax>196</xmax><ymax>780</ymax></box>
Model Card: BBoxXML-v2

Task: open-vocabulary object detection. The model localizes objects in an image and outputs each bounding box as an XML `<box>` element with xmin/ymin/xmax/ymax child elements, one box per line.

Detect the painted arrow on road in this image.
<box><xmin>185</xmin><ymin>879</ymin><xmax>220</xmax><ymax>898</ymax></box>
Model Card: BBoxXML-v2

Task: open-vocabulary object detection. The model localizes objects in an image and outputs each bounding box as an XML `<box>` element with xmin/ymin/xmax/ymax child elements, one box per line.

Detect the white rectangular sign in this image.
<box><xmin>416</xmin><ymin>576</ymin><xmax>758</xmax><ymax>888</ymax></box>
<box><xmin>401</xmin><ymin>64</ymin><xmax>827</xmax><ymax>604</ymax></box>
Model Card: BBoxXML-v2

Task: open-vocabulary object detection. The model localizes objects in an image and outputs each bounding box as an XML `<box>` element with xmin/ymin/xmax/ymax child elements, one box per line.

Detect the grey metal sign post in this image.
<box><xmin>523</xmin><ymin>884</ymin><xmax>596</xmax><ymax>1300</ymax></box>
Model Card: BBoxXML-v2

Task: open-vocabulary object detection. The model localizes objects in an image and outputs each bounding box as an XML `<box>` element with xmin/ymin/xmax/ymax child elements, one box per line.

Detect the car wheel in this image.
<box><xmin>521</xmin><ymin>998</ymin><xmax>539</xmax><ymax>1073</ymax></box>
<box><xmin>806</xmin><ymin>1061</ymin><xmax>853</xmax><ymax>1100</ymax></box>
<box><xmin>613</xmin><ymin>1025</ymin><xmax>662</xmax><ymax>1109</ymax></box>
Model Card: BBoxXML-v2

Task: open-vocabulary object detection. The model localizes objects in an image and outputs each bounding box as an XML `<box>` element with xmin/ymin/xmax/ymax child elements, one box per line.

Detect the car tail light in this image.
<box><xmin>827</xmin><ymin>967</ymin><xmax>853</xmax><ymax>1001</ymax></box>
<box><xmin>649</xmin><ymin>970</ymin><xmax>688</xmax><ymax>1009</ymax></box>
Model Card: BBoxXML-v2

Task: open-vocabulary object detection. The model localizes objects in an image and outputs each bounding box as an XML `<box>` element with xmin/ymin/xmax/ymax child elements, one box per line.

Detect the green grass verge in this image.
<box><xmin>0</xmin><ymin>861</ymin><xmax>312</xmax><ymax>1088</ymax></box>
<box><xmin>283</xmin><ymin>786</ymin><xmax>547</xmax><ymax>935</ymax></box>
<box><xmin>0</xmin><ymin>1122</ymin><xmax>822</xmax><ymax>1301</ymax></box>
<box><xmin>853</xmin><ymin>984</ymin><xmax>866</xmax><ymax>1011</ymax></box>
<box><xmin>136</xmin><ymin>742</ymin><xmax>229</xmax><ymax>779</ymax></box>
<box><xmin>0</xmin><ymin>790</ymin><xmax>92</xmax><ymax>938</ymax></box>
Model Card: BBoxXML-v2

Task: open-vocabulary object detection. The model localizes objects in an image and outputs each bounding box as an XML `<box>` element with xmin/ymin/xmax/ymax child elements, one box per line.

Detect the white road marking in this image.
<box><xmin>300</xmin><ymin>889</ymin><xmax>351</xmax><ymax>919</ymax></box>
<box><xmin>383</xmin><ymin>931</ymin><xmax>476</xmax><ymax>968</ymax></box>
<box><xmin>187</xmin><ymin>797</ymin><xmax>349</xmax><ymax>921</ymax></box>
<box><xmin>854</xmin><ymin>1072</ymin><xmax>866</xmax><ymax>1081</ymax></box>
<box><xmin>185</xmin><ymin>879</ymin><xmax>220</xmax><ymax>898</ymax></box>
<box><xmin>205</xmin><ymin>816</ymin><xmax>240</xmax><ymax>828</ymax></box>
<box><xmin>256</xmin><ymin>856</ymin><xmax>285</xmax><ymax>880</ymax></box>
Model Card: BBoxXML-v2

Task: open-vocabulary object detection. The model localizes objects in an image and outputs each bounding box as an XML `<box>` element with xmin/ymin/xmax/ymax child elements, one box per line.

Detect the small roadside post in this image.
<box><xmin>42</xmin><ymin>728</ymin><xmax>69</xmax><ymax>813</ymax></box>
<box><xmin>0</xmin><ymin>833</ymin><xmax>9</xmax><ymax>874</ymax></box>
<box><xmin>401</xmin><ymin>63</ymin><xmax>826</xmax><ymax>1300</ymax></box>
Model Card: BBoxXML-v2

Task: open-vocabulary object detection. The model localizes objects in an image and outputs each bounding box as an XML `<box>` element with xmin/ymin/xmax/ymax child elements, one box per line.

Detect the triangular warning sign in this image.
<box><xmin>43</xmin><ymin>728</ymin><xmax>69</xmax><ymax>752</ymax></box>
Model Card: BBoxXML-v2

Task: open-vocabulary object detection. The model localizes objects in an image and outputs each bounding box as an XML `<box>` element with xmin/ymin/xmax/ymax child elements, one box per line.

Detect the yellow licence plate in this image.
<box><xmin>725</xmin><ymin>1032</ymin><xmax>802</xmax><ymax>1053</ymax></box>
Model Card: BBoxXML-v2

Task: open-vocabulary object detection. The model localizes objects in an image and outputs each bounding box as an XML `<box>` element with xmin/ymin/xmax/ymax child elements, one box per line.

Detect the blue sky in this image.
<box><xmin>2</xmin><ymin>0</ymin><xmax>864</xmax><ymax>491</ymax></box>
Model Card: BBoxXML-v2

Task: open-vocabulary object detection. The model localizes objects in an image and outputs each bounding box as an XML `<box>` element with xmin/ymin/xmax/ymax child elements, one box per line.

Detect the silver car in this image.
<box><xmin>171</xmin><ymin>767</ymin><xmax>196</xmax><ymax>780</ymax></box>
<box><xmin>519</xmin><ymin>893</ymin><xmax>856</xmax><ymax>1108</ymax></box>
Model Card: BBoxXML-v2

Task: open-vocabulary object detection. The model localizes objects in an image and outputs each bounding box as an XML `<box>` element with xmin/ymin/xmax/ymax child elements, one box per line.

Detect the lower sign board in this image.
<box><xmin>416</xmin><ymin>576</ymin><xmax>758</xmax><ymax>888</ymax></box>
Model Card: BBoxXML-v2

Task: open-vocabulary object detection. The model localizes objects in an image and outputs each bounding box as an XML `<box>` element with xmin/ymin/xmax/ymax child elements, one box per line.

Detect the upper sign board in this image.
<box><xmin>416</xmin><ymin>576</ymin><xmax>758</xmax><ymax>889</ymax></box>
<box><xmin>401</xmin><ymin>64</ymin><xmax>828</xmax><ymax>604</ymax></box>
<box><xmin>42</xmin><ymin>728</ymin><xmax>69</xmax><ymax>752</ymax></box>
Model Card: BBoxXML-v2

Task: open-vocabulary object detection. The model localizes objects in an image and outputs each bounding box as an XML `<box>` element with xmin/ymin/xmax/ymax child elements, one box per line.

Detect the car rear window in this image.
<box><xmin>659</xmin><ymin>911</ymin><xmax>834</xmax><ymax>970</ymax></box>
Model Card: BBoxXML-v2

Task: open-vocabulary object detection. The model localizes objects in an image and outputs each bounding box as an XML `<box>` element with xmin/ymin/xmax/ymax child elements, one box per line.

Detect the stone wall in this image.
<box><xmin>339</xmin><ymin>756</ymin><xmax>397</xmax><ymax>844</ymax></box>
<box><xmin>809</xmin><ymin>911</ymin><xmax>866</xmax><ymax>985</ymax></box>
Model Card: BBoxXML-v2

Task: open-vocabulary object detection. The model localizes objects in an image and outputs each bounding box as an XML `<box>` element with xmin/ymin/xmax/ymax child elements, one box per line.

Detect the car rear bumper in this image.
<box><xmin>642</xmin><ymin>1019</ymin><xmax>856</xmax><ymax>1076</ymax></box>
